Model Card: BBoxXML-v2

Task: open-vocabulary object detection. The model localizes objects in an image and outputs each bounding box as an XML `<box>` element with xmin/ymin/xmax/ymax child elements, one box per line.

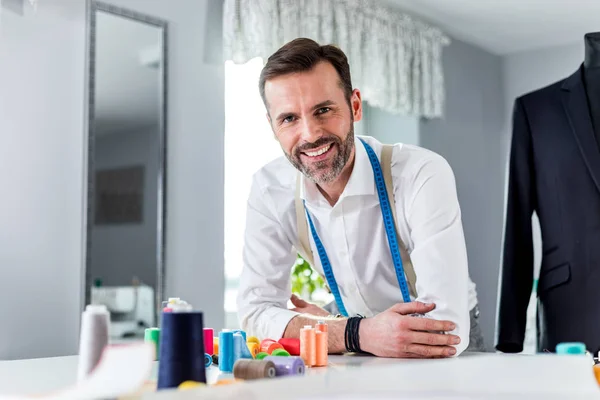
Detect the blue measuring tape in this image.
<box><xmin>304</xmin><ymin>138</ymin><xmax>411</xmax><ymax>317</ymax></box>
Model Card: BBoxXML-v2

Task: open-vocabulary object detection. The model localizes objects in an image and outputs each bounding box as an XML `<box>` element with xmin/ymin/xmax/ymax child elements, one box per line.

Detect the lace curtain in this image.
<box><xmin>223</xmin><ymin>0</ymin><xmax>450</xmax><ymax>118</ymax></box>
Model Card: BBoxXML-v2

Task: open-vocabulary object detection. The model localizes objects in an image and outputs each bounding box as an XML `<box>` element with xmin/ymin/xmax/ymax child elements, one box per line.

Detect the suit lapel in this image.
<box><xmin>561</xmin><ymin>66</ymin><xmax>600</xmax><ymax>194</ymax></box>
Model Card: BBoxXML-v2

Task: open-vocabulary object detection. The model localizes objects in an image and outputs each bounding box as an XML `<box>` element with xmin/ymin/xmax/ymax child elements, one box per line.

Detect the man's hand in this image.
<box><xmin>359</xmin><ymin>302</ymin><xmax>460</xmax><ymax>358</ymax></box>
<box><xmin>289</xmin><ymin>294</ymin><xmax>330</xmax><ymax>317</ymax></box>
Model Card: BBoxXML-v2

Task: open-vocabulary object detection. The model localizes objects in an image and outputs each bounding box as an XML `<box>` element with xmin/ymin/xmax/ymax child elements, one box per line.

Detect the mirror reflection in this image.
<box><xmin>86</xmin><ymin>3</ymin><xmax>166</xmax><ymax>341</ymax></box>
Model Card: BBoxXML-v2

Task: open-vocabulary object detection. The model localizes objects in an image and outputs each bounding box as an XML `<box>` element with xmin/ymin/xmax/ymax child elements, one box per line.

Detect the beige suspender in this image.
<box><xmin>294</xmin><ymin>144</ymin><xmax>418</xmax><ymax>299</ymax></box>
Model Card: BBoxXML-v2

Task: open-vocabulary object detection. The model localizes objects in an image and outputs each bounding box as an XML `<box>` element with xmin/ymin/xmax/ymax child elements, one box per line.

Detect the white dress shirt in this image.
<box><xmin>237</xmin><ymin>135</ymin><xmax>477</xmax><ymax>355</ymax></box>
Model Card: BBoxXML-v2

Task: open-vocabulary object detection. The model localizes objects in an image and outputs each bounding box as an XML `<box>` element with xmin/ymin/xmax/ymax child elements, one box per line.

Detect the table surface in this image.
<box><xmin>1</xmin><ymin>352</ymin><xmax>600</xmax><ymax>400</ymax></box>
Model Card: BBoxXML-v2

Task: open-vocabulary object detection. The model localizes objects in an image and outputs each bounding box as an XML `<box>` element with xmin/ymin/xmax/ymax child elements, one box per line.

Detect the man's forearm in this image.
<box><xmin>282</xmin><ymin>314</ymin><xmax>347</xmax><ymax>354</ymax></box>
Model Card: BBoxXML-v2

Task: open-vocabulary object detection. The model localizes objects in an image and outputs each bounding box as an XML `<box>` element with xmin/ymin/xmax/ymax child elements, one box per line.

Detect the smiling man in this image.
<box><xmin>236</xmin><ymin>38</ymin><xmax>484</xmax><ymax>358</ymax></box>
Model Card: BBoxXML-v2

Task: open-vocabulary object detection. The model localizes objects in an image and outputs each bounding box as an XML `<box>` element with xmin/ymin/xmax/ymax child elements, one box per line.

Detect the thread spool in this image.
<box><xmin>247</xmin><ymin>342</ymin><xmax>260</xmax><ymax>358</ymax></box>
<box><xmin>233</xmin><ymin>330</ymin><xmax>247</xmax><ymax>341</ymax></box>
<box><xmin>203</xmin><ymin>328</ymin><xmax>214</xmax><ymax>355</ymax></box>
<box><xmin>556</xmin><ymin>342</ymin><xmax>586</xmax><ymax>355</ymax></box>
<box><xmin>145</xmin><ymin>328</ymin><xmax>161</xmax><ymax>361</ymax></box>
<box><xmin>256</xmin><ymin>352</ymin><xmax>269</xmax><ymax>360</ymax></box>
<box><xmin>214</xmin><ymin>337</ymin><xmax>219</xmax><ymax>355</ymax></box>
<box><xmin>157</xmin><ymin>311</ymin><xmax>206</xmax><ymax>389</ymax></box>
<box><xmin>218</xmin><ymin>330</ymin><xmax>234</xmax><ymax>373</ymax></box>
<box><xmin>212</xmin><ymin>354</ymin><xmax>219</xmax><ymax>366</ymax></box>
<box><xmin>204</xmin><ymin>353</ymin><xmax>212</xmax><ymax>368</ymax></box>
<box><xmin>233</xmin><ymin>359</ymin><xmax>276</xmax><ymax>380</ymax></box>
<box><xmin>260</xmin><ymin>339</ymin><xmax>284</xmax><ymax>354</ymax></box>
<box><xmin>77</xmin><ymin>304</ymin><xmax>110</xmax><ymax>380</ymax></box>
<box><xmin>265</xmin><ymin>356</ymin><xmax>305</xmax><ymax>376</ymax></box>
<box><xmin>247</xmin><ymin>336</ymin><xmax>260</xmax><ymax>345</ymax></box>
<box><xmin>278</xmin><ymin>338</ymin><xmax>300</xmax><ymax>355</ymax></box>
<box><xmin>315</xmin><ymin>330</ymin><xmax>328</xmax><ymax>367</ymax></box>
<box><xmin>271</xmin><ymin>348</ymin><xmax>290</xmax><ymax>357</ymax></box>
<box><xmin>315</xmin><ymin>321</ymin><xmax>328</xmax><ymax>333</ymax></box>
<box><xmin>233</xmin><ymin>332</ymin><xmax>253</xmax><ymax>362</ymax></box>
<box><xmin>300</xmin><ymin>325</ymin><xmax>316</xmax><ymax>366</ymax></box>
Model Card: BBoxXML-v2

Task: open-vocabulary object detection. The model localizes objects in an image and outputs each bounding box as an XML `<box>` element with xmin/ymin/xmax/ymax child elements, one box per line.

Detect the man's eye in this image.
<box><xmin>316</xmin><ymin>107</ymin><xmax>330</xmax><ymax>115</ymax></box>
<box><xmin>283</xmin><ymin>116</ymin><xmax>296</xmax><ymax>123</ymax></box>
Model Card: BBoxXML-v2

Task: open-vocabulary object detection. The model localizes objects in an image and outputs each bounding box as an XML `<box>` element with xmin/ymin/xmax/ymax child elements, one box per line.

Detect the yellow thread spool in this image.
<box><xmin>214</xmin><ymin>337</ymin><xmax>219</xmax><ymax>355</ymax></box>
<box><xmin>247</xmin><ymin>342</ymin><xmax>260</xmax><ymax>358</ymax></box>
<box><xmin>247</xmin><ymin>336</ymin><xmax>260</xmax><ymax>345</ymax></box>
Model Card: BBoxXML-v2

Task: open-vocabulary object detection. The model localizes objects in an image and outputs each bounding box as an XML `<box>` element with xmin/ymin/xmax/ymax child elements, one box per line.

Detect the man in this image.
<box><xmin>237</xmin><ymin>38</ymin><xmax>483</xmax><ymax>358</ymax></box>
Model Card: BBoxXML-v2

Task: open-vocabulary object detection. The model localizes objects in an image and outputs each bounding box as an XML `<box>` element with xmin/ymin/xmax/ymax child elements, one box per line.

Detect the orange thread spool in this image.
<box><xmin>260</xmin><ymin>339</ymin><xmax>283</xmax><ymax>354</ymax></box>
<box><xmin>300</xmin><ymin>325</ymin><xmax>316</xmax><ymax>366</ymax></box>
<box><xmin>315</xmin><ymin>330</ymin><xmax>328</xmax><ymax>367</ymax></box>
<box><xmin>315</xmin><ymin>321</ymin><xmax>328</xmax><ymax>333</ymax></box>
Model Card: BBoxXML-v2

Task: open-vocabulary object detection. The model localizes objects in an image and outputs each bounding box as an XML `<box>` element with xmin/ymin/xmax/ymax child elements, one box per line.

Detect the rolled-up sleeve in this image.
<box><xmin>401</xmin><ymin>152</ymin><xmax>470</xmax><ymax>355</ymax></box>
<box><xmin>236</xmin><ymin>176</ymin><xmax>300</xmax><ymax>340</ymax></box>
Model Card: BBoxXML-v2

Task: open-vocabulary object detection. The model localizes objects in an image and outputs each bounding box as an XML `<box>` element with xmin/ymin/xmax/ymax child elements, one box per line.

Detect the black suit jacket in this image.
<box><xmin>497</xmin><ymin>65</ymin><xmax>600</xmax><ymax>354</ymax></box>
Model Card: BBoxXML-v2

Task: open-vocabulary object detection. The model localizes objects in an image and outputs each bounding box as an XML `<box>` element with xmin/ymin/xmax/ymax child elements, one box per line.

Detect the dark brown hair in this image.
<box><xmin>259</xmin><ymin>38</ymin><xmax>353</xmax><ymax>108</ymax></box>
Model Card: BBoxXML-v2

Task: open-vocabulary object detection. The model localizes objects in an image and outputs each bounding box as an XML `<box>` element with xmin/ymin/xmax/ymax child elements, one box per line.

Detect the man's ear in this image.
<box><xmin>351</xmin><ymin>89</ymin><xmax>363</xmax><ymax>122</ymax></box>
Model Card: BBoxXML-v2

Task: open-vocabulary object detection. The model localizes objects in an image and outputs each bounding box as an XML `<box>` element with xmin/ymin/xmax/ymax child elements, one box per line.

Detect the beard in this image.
<box><xmin>285</xmin><ymin>126</ymin><xmax>355</xmax><ymax>185</ymax></box>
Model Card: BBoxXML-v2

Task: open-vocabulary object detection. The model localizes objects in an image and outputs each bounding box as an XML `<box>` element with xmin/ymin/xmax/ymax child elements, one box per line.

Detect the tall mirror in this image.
<box><xmin>85</xmin><ymin>1</ymin><xmax>167</xmax><ymax>340</ymax></box>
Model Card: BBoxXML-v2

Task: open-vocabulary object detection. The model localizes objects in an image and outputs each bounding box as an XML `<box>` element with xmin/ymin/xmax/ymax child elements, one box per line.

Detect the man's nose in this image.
<box><xmin>299</xmin><ymin>116</ymin><xmax>322</xmax><ymax>143</ymax></box>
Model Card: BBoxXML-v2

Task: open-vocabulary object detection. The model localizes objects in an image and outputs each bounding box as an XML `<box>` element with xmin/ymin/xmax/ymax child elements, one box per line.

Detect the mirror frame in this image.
<box><xmin>85</xmin><ymin>0</ymin><xmax>168</xmax><ymax>323</ymax></box>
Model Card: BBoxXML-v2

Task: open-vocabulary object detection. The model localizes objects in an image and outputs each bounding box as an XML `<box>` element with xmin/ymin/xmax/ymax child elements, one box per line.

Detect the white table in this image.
<box><xmin>1</xmin><ymin>352</ymin><xmax>600</xmax><ymax>399</ymax></box>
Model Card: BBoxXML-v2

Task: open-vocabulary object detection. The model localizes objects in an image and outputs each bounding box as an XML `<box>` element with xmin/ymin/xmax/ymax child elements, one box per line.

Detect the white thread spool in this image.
<box><xmin>77</xmin><ymin>304</ymin><xmax>110</xmax><ymax>380</ymax></box>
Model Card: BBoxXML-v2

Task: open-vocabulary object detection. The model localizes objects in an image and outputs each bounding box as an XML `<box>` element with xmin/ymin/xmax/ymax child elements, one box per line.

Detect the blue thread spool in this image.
<box><xmin>157</xmin><ymin>311</ymin><xmax>206</xmax><ymax>389</ymax></box>
<box><xmin>218</xmin><ymin>330</ymin><xmax>234</xmax><ymax>373</ymax></box>
<box><xmin>204</xmin><ymin>353</ymin><xmax>212</xmax><ymax>368</ymax></box>
<box><xmin>556</xmin><ymin>342</ymin><xmax>586</xmax><ymax>355</ymax></box>
<box><xmin>233</xmin><ymin>332</ymin><xmax>252</xmax><ymax>363</ymax></box>
<box><xmin>232</xmin><ymin>329</ymin><xmax>247</xmax><ymax>341</ymax></box>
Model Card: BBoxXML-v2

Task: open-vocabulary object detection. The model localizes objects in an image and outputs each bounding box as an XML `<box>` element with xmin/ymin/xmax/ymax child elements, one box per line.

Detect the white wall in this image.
<box><xmin>103</xmin><ymin>0</ymin><xmax>226</xmax><ymax>332</ymax></box>
<box><xmin>0</xmin><ymin>1</ymin><xmax>87</xmax><ymax>359</ymax></box>
<box><xmin>364</xmin><ymin>104</ymin><xmax>420</xmax><ymax>146</ymax></box>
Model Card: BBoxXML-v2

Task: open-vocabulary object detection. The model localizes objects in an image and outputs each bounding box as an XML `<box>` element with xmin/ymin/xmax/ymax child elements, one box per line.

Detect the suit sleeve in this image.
<box><xmin>495</xmin><ymin>97</ymin><xmax>537</xmax><ymax>353</ymax></box>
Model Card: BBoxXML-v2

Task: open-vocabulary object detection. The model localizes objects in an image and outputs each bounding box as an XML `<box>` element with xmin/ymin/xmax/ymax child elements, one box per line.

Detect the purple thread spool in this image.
<box><xmin>264</xmin><ymin>355</ymin><xmax>305</xmax><ymax>376</ymax></box>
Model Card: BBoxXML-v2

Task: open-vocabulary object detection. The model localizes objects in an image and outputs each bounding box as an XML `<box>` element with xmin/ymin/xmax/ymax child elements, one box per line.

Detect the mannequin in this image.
<box><xmin>497</xmin><ymin>31</ymin><xmax>600</xmax><ymax>355</ymax></box>
<box><xmin>583</xmin><ymin>32</ymin><xmax>600</xmax><ymax>148</ymax></box>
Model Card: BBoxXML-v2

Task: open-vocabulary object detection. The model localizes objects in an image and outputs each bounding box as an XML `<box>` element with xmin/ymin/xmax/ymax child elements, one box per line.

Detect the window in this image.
<box><xmin>223</xmin><ymin>57</ymin><xmax>282</xmax><ymax>328</ymax></box>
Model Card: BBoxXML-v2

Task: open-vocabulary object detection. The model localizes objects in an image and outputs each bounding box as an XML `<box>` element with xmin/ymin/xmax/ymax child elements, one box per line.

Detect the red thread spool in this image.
<box><xmin>278</xmin><ymin>338</ymin><xmax>300</xmax><ymax>355</ymax></box>
<box><xmin>260</xmin><ymin>339</ymin><xmax>283</xmax><ymax>354</ymax></box>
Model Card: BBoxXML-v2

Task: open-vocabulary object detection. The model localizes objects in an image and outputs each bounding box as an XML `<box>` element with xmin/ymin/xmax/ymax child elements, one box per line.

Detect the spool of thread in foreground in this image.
<box><xmin>556</xmin><ymin>342</ymin><xmax>586</xmax><ymax>355</ymax></box>
<box><xmin>315</xmin><ymin>330</ymin><xmax>328</xmax><ymax>367</ymax></box>
<box><xmin>204</xmin><ymin>353</ymin><xmax>212</xmax><ymax>368</ymax></box>
<box><xmin>278</xmin><ymin>338</ymin><xmax>300</xmax><ymax>355</ymax></box>
<box><xmin>219</xmin><ymin>330</ymin><xmax>234</xmax><ymax>373</ymax></box>
<box><xmin>145</xmin><ymin>328</ymin><xmax>160</xmax><ymax>361</ymax></box>
<box><xmin>157</xmin><ymin>311</ymin><xmax>206</xmax><ymax>389</ymax></box>
<box><xmin>315</xmin><ymin>321</ymin><xmax>328</xmax><ymax>333</ymax></box>
<box><xmin>203</xmin><ymin>328</ymin><xmax>214</xmax><ymax>355</ymax></box>
<box><xmin>265</xmin><ymin>356</ymin><xmax>305</xmax><ymax>376</ymax></box>
<box><xmin>232</xmin><ymin>330</ymin><xmax>247</xmax><ymax>341</ymax></box>
<box><xmin>77</xmin><ymin>304</ymin><xmax>110</xmax><ymax>380</ymax></box>
<box><xmin>233</xmin><ymin>359</ymin><xmax>276</xmax><ymax>380</ymax></box>
<box><xmin>300</xmin><ymin>326</ymin><xmax>316</xmax><ymax>366</ymax></box>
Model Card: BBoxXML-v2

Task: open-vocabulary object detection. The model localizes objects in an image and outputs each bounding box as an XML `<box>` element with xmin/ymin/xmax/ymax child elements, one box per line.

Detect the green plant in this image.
<box><xmin>291</xmin><ymin>255</ymin><xmax>326</xmax><ymax>300</ymax></box>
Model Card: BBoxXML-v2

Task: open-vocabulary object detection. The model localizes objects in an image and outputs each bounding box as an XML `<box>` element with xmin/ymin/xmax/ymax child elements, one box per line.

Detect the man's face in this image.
<box><xmin>264</xmin><ymin>61</ymin><xmax>362</xmax><ymax>184</ymax></box>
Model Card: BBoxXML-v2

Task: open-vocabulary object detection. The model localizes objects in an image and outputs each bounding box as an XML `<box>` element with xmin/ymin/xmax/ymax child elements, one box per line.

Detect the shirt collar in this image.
<box><xmin>300</xmin><ymin>136</ymin><xmax>376</xmax><ymax>207</ymax></box>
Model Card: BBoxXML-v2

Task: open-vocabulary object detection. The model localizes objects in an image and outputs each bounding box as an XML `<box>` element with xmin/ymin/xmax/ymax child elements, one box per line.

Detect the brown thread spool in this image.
<box><xmin>315</xmin><ymin>330</ymin><xmax>328</xmax><ymax>367</ymax></box>
<box><xmin>233</xmin><ymin>359</ymin><xmax>276</xmax><ymax>380</ymax></box>
<box><xmin>300</xmin><ymin>325</ymin><xmax>316</xmax><ymax>366</ymax></box>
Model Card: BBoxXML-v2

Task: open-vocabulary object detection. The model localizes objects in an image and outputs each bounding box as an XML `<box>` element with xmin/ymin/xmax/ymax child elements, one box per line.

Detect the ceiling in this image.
<box><xmin>384</xmin><ymin>0</ymin><xmax>600</xmax><ymax>55</ymax></box>
<box><xmin>94</xmin><ymin>11</ymin><xmax>162</xmax><ymax>136</ymax></box>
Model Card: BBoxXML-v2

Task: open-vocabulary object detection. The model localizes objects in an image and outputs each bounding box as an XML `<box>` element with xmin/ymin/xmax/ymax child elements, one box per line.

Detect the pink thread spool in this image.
<box><xmin>204</xmin><ymin>328</ymin><xmax>214</xmax><ymax>356</ymax></box>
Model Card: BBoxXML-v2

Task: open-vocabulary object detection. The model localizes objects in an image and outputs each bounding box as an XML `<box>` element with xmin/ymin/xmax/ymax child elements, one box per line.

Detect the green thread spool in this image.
<box><xmin>271</xmin><ymin>348</ymin><xmax>290</xmax><ymax>357</ymax></box>
<box><xmin>256</xmin><ymin>352</ymin><xmax>269</xmax><ymax>360</ymax></box>
<box><xmin>145</xmin><ymin>328</ymin><xmax>161</xmax><ymax>360</ymax></box>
